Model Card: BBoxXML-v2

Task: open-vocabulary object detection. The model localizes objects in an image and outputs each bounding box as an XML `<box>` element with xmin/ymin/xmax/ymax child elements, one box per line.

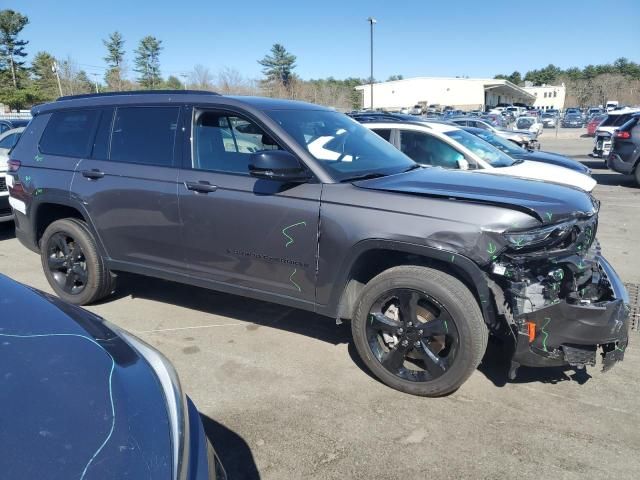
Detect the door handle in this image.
<box><xmin>82</xmin><ymin>169</ymin><xmax>105</xmax><ymax>180</ymax></box>
<box><xmin>185</xmin><ymin>181</ymin><xmax>217</xmax><ymax>193</ymax></box>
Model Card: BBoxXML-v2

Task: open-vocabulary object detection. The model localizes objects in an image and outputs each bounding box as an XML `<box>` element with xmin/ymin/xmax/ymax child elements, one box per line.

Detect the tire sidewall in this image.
<box><xmin>352</xmin><ymin>270</ymin><xmax>484</xmax><ymax>396</ymax></box>
<box><xmin>40</xmin><ymin>219</ymin><xmax>102</xmax><ymax>305</ymax></box>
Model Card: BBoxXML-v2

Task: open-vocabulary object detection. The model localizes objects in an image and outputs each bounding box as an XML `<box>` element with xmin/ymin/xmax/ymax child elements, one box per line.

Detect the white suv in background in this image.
<box><xmin>362</xmin><ymin>121</ymin><xmax>596</xmax><ymax>192</ymax></box>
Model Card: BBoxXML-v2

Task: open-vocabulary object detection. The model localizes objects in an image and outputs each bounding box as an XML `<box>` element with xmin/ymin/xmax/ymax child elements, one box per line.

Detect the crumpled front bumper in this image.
<box><xmin>512</xmin><ymin>256</ymin><xmax>630</xmax><ymax>370</ymax></box>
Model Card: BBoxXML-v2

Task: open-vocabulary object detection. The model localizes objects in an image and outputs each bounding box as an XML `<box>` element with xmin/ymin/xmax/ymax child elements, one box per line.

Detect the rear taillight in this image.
<box><xmin>7</xmin><ymin>159</ymin><xmax>21</xmax><ymax>172</ymax></box>
<box><xmin>615</xmin><ymin>131</ymin><xmax>631</xmax><ymax>139</ymax></box>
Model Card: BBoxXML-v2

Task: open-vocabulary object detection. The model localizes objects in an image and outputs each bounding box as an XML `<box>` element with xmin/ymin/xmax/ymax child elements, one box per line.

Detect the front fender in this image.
<box><xmin>316</xmin><ymin>239</ymin><xmax>498</xmax><ymax>330</ymax></box>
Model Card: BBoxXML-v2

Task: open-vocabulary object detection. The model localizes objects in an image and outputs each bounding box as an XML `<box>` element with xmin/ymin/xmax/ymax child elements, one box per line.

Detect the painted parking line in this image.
<box><xmin>135</xmin><ymin>323</ymin><xmax>247</xmax><ymax>334</ymax></box>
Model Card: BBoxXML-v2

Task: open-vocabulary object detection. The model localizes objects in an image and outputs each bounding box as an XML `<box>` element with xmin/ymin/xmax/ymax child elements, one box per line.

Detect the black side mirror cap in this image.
<box><xmin>249</xmin><ymin>150</ymin><xmax>311</xmax><ymax>182</ymax></box>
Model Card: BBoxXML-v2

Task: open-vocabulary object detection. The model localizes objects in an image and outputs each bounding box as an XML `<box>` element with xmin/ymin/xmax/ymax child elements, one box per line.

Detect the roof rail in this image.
<box><xmin>56</xmin><ymin>90</ymin><xmax>221</xmax><ymax>101</ymax></box>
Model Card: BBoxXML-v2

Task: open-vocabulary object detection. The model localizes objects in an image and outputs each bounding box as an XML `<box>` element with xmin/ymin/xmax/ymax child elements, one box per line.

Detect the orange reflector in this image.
<box><xmin>527</xmin><ymin>322</ymin><xmax>536</xmax><ymax>343</ymax></box>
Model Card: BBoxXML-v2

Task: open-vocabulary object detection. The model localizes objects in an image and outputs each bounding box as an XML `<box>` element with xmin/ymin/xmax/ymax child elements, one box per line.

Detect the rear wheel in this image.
<box><xmin>635</xmin><ymin>164</ymin><xmax>640</xmax><ymax>187</ymax></box>
<box><xmin>351</xmin><ymin>266</ymin><xmax>488</xmax><ymax>397</ymax></box>
<box><xmin>40</xmin><ymin>218</ymin><xmax>115</xmax><ymax>305</ymax></box>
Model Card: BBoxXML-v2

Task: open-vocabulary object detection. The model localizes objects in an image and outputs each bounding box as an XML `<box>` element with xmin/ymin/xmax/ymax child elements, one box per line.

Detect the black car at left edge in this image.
<box><xmin>0</xmin><ymin>273</ymin><xmax>226</xmax><ymax>480</ymax></box>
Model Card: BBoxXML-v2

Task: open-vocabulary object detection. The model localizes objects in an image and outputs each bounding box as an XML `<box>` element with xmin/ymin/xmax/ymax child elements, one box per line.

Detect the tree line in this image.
<box><xmin>494</xmin><ymin>60</ymin><xmax>640</xmax><ymax>107</ymax></box>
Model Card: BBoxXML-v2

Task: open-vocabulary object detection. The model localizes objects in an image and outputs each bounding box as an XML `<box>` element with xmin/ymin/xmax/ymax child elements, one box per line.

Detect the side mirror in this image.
<box><xmin>249</xmin><ymin>150</ymin><xmax>310</xmax><ymax>182</ymax></box>
<box><xmin>456</xmin><ymin>156</ymin><xmax>470</xmax><ymax>170</ymax></box>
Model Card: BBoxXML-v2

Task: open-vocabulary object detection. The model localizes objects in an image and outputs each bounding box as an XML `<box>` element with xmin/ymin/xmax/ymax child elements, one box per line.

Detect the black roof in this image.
<box><xmin>34</xmin><ymin>91</ymin><xmax>332</xmax><ymax>115</ymax></box>
<box><xmin>56</xmin><ymin>89</ymin><xmax>220</xmax><ymax>101</ymax></box>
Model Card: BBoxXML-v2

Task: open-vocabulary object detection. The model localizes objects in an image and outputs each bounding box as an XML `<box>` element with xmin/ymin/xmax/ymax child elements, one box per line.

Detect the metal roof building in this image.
<box><xmin>355</xmin><ymin>77</ymin><xmax>536</xmax><ymax>111</ymax></box>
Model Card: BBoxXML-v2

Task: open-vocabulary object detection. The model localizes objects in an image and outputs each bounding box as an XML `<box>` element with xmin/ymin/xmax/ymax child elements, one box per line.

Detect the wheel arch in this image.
<box><xmin>31</xmin><ymin>195</ymin><xmax>107</xmax><ymax>257</ymax></box>
<box><xmin>324</xmin><ymin>240</ymin><xmax>498</xmax><ymax>331</ymax></box>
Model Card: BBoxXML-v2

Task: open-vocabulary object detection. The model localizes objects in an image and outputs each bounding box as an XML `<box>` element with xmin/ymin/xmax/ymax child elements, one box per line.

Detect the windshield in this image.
<box><xmin>445</xmin><ymin>130</ymin><xmax>516</xmax><ymax>167</ymax></box>
<box><xmin>266</xmin><ymin>110</ymin><xmax>416</xmax><ymax>181</ymax></box>
<box><xmin>516</xmin><ymin>118</ymin><xmax>534</xmax><ymax>129</ymax></box>
<box><xmin>472</xmin><ymin>129</ymin><xmax>526</xmax><ymax>155</ymax></box>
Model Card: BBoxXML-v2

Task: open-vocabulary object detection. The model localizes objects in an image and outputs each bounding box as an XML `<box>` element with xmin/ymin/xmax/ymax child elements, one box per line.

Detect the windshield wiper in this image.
<box><xmin>401</xmin><ymin>164</ymin><xmax>421</xmax><ymax>173</ymax></box>
<box><xmin>511</xmin><ymin>158</ymin><xmax>525</xmax><ymax>165</ymax></box>
<box><xmin>340</xmin><ymin>172</ymin><xmax>388</xmax><ymax>183</ymax></box>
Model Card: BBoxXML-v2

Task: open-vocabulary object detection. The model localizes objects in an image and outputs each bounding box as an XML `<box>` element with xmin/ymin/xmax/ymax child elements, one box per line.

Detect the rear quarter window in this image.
<box><xmin>39</xmin><ymin>110</ymin><xmax>101</xmax><ymax>157</ymax></box>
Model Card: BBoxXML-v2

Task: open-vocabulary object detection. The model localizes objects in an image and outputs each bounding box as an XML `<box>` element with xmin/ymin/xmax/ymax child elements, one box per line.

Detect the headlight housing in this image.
<box><xmin>503</xmin><ymin>220</ymin><xmax>576</xmax><ymax>250</ymax></box>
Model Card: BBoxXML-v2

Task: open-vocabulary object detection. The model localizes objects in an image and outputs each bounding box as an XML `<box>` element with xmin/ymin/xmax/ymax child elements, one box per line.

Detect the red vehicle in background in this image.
<box><xmin>587</xmin><ymin>114</ymin><xmax>607</xmax><ymax>136</ymax></box>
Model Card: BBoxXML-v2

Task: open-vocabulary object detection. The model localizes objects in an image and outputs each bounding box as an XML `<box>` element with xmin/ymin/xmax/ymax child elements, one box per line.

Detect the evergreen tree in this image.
<box><xmin>0</xmin><ymin>9</ymin><xmax>29</xmax><ymax>88</ymax></box>
<box><xmin>164</xmin><ymin>75</ymin><xmax>183</xmax><ymax>89</ymax></box>
<box><xmin>31</xmin><ymin>51</ymin><xmax>59</xmax><ymax>100</ymax></box>
<box><xmin>258</xmin><ymin>44</ymin><xmax>296</xmax><ymax>87</ymax></box>
<box><xmin>103</xmin><ymin>31</ymin><xmax>125</xmax><ymax>90</ymax></box>
<box><xmin>134</xmin><ymin>36</ymin><xmax>162</xmax><ymax>89</ymax></box>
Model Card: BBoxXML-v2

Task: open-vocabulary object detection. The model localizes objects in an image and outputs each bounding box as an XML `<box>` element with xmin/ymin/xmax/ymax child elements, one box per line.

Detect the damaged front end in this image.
<box><xmin>486</xmin><ymin>213</ymin><xmax>630</xmax><ymax>375</ymax></box>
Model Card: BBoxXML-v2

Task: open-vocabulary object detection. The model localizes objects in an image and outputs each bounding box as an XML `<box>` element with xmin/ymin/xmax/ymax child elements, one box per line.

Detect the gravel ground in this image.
<box><xmin>0</xmin><ymin>132</ymin><xmax>638</xmax><ymax>480</ymax></box>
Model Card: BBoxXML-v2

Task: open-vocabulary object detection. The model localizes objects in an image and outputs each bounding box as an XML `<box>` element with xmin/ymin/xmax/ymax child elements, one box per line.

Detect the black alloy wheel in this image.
<box><xmin>46</xmin><ymin>232</ymin><xmax>88</xmax><ymax>295</ymax></box>
<box><xmin>366</xmin><ymin>289</ymin><xmax>459</xmax><ymax>382</ymax></box>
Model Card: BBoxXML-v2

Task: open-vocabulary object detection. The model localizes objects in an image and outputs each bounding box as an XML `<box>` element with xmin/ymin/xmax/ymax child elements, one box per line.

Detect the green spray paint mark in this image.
<box><xmin>615</xmin><ymin>345</ymin><xmax>625</xmax><ymax>353</ymax></box>
<box><xmin>34</xmin><ymin>188</ymin><xmax>43</xmax><ymax>196</ymax></box>
<box><xmin>450</xmin><ymin>255</ymin><xmax>455</xmax><ymax>263</ymax></box>
<box><xmin>541</xmin><ymin>317</ymin><xmax>551</xmax><ymax>352</ymax></box>
<box><xmin>444</xmin><ymin>320</ymin><xmax>449</xmax><ymax>334</ymax></box>
<box><xmin>34</xmin><ymin>154</ymin><xmax>43</xmax><ymax>162</ymax></box>
<box><xmin>24</xmin><ymin>175</ymin><xmax>31</xmax><ymax>183</ymax></box>
<box><xmin>487</xmin><ymin>242</ymin><xmax>497</xmax><ymax>259</ymax></box>
<box><xmin>577</xmin><ymin>260</ymin><xmax>586</xmax><ymax>270</ymax></box>
<box><xmin>545</xmin><ymin>212</ymin><xmax>553</xmax><ymax>221</ymax></box>
<box><xmin>513</xmin><ymin>237</ymin><xmax>524</xmax><ymax>247</ymax></box>
<box><xmin>289</xmin><ymin>268</ymin><xmax>301</xmax><ymax>292</ymax></box>
<box><xmin>282</xmin><ymin>221</ymin><xmax>307</xmax><ymax>247</ymax></box>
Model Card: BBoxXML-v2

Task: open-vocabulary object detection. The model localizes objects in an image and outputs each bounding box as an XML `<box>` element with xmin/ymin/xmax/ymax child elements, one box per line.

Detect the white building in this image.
<box><xmin>521</xmin><ymin>83</ymin><xmax>566</xmax><ymax>111</ymax></box>
<box><xmin>355</xmin><ymin>77</ymin><xmax>536</xmax><ymax>111</ymax></box>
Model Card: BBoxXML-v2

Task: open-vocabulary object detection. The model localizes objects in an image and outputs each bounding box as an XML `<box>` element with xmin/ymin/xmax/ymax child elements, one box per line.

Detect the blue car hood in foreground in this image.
<box><xmin>0</xmin><ymin>275</ymin><xmax>173</xmax><ymax>480</ymax></box>
<box><xmin>512</xmin><ymin>150</ymin><xmax>590</xmax><ymax>174</ymax></box>
<box><xmin>354</xmin><ymin>167</ymin><xmax>598</xmax><ymax>224</ymax></box>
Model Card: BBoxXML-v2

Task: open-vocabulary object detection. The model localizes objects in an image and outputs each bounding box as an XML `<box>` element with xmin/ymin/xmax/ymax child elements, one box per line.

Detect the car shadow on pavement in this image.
<box><xmin>0</xmin><ymin>223</ymin><xmax>15</xmax><ymax>241</ymax></box>
<box><xmin>200</xmin><ymin>414</ymin><xmax>261</xmax><ymax>480</ymax></box>
<box><xmin>591</xmin><ymin>173</ymin><xmax>638</xmax><ymax>187</ymax></box>
<box><xmin>478</xmin><ymin>337</ymin><xmax>591</xmax><ymax>387</ymax></box>
<box><xmin>105</xmin><ymin>273</ymin><xmax>353</xmax><ymax>346</ymax></box>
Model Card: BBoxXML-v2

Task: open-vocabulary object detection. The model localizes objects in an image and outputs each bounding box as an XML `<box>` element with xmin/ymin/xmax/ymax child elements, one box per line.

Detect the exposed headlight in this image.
<box><xmin>503</xmin><ymin>220</ymin><xmax>575</xmax><ymax>250</ymax></box>
<box><xmin>116</xmin><ymin>329</ymin><xmax>189</xmax><ymax>480</ymax></box>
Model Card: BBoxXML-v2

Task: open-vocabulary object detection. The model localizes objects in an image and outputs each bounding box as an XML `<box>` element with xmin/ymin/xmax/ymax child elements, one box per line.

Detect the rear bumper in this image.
<box><xmin>512</xmin><ymin>256</ymin><xmax>629</xmax><ymax>370</ymax></box>
<box><xmin>607</xmin><ymin>153</ymin><xmax>636</xmax><ymax>175</ymax></box>
<box><xmin>0</xmin><ymin>194</ymin><xmax>13</xmax><ymax>222</ymax></box>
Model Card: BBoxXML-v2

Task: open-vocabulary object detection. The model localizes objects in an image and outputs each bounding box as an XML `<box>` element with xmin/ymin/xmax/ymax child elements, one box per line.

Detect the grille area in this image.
<box><xmin>0</xmin><ymin>176</ymin><xmax>6</xmax><ymax>192</ymax></box>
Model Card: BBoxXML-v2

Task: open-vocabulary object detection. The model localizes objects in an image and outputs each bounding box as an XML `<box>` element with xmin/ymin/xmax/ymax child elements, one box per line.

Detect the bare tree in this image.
<box><xmin>189</xmin><ymin>64</ymin><xmax>214</xmax><ymax>90</ymax></box>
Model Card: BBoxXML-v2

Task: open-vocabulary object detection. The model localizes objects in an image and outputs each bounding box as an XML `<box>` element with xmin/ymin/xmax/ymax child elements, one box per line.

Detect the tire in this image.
<box><xmin>351</xmin><ymin>266</ymin><xmax>488</xmax><ymax>397</ymax></box>
<box><xmin>635</xmin><ymin>164</ymin><xmax>640</xmax><ymax>187</ymax></box>
<box><xmin>40</xmin><ymin>218</ymin><xmax>115</xmax><ymax>305</ymax></box>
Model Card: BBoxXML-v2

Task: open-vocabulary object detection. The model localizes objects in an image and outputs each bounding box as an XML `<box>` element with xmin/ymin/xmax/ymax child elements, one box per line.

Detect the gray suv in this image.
<box><xmin>7</xmin><ymin>91</ymin><xmax>630</xmax><ymax>396</ymax></box>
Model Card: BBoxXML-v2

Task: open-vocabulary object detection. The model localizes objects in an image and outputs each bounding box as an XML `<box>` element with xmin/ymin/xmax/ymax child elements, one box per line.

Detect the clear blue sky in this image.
<box><xmin>5</xmin><ymin>0</ymin><xmax>640</xmax><ymax>81</ymax></box>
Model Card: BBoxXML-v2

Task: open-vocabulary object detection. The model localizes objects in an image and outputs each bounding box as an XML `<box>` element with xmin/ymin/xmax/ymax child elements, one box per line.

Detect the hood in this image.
<box><xmin>353</xmin><ymin>167</ymin><xmax>598</xmax><ymax>224</ymax></box>
<box><xmin>512</xmin><ymin>150</ymin><xmax>590</xmax><ymax>174</ymax></box>
<box><xmin>497</xmin><ymin>160</ymin><xmax>596</xmax><ymax>192</ymax></box>
<box><xmin>0</xmin><ymin>275</ymin><xmax>173</xmax><ymax>479</ymax></box>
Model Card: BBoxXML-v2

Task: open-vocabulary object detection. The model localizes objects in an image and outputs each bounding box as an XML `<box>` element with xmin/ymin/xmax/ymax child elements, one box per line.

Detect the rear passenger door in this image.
<box><xmin>177</xmin><ymin>107</ymin><xmax>321</xmax><ymax>303</ymax></box>
<box><xmin>72</xmin><ymin>106</ymin><xmax>185</xmax><ymax>272</ymax></box>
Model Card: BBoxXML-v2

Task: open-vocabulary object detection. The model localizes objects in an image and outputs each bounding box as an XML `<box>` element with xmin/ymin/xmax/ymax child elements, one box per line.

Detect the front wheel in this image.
<box><xmin>351</xmin><ymin>266</ymin><xmax>488</xmax><ymax>397</ymax></box>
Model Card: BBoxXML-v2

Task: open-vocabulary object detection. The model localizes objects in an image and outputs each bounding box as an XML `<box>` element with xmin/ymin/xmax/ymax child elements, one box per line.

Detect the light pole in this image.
<box><xmin>367</xmin><ymin>17</ymin><xmax>377</xmax><ymax>110</ymax></box>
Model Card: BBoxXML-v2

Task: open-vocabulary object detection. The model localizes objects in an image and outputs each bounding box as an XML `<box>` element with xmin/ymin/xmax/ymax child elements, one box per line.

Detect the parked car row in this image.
<box><xmin>606</xmin><ymin>111</ymin><xmax>640</xmax><ymax>186</ymax></box>
<box><xmin>1</xmin><ymin>91</ymin><xmax>631</xmax><ymax>476</ymax></box>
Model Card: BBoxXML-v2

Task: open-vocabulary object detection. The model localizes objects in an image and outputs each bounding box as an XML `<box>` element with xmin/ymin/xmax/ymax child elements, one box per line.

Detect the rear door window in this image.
<box><xmin>39</xmin><ymin>110</ymin><xmax>100</xmax><ymax>157</ymax></box>
<box><xmin>110</xmin><ymin>106</ymin><xmax>180</xmax><ymax>167</ymax></box>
